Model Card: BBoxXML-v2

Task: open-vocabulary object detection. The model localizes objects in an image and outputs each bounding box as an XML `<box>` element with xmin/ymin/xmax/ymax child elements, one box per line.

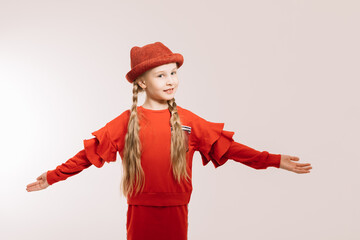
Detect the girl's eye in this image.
<box><xmin>157</xmin><ymin>72</ymin><xmax>176</xmax><ymax>78</ymax></box>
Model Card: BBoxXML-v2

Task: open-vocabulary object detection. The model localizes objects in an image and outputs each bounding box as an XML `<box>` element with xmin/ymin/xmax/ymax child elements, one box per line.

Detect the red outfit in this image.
<box><xmin>46</xmin><ymin>105</ymin><xmax>281</xmax><ymax>239</ymax></box>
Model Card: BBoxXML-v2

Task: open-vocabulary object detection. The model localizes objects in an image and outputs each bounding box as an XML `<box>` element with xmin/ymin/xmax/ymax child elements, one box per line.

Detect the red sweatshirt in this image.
<box><xmin>47</xmin><ymin>105</ymin><xmax>281</xmax><ymax>206</ymax></box>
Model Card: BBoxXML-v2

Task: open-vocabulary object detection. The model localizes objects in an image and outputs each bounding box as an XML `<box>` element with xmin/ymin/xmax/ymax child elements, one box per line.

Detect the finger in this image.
<box><xmin>290</xmin><ymin>156</ymin><xmax>300</xmax><ymax>161</ymax></box>
<box><xmin>294</xmin><ymin>169</ymin><xmax>310</xmax><ymax>174</ymax></box>
<box><xmin>300</xmin><ymin>166</ymin><xmax>312</xmax><ymax>170</ymax></box>
<box><xmin>26</xmin><ymin>182</ymin><xmax>39</xmax><ymax>188</ymax></box>
<box><xmin>296</xmin><ymin>163</ymin><xmax>311</xmax><ymax>167</ymax></box>
<box><xmin>27</xmin><ymin>183</ymin><xmax>42</xmax><ymax>192</ymax></box>
<box><xmin>28</xmin><ymin>187</ymin><xmax>41</xmax><ymax>192</ymax></box>
<box><xmin>37</xmin><ymin>175</ymin><xmax>42</xmax><ymax>180</ymax></box>
<box><xmin>27</xmin><ymin>187</ymin><xmax>35</xmax><ymax>192</ymax></box>
<box><xmin>26</xmin><ymin>182</ymin><xmax>39</xmax><ymax>190</ymax></box>
<box><xmin>27</xmin><ymin>185</ymin><xmax>38</xmax><ymax>192</ymax></box>
<box><xmin>294</xmin><ymin>167</ymin><xmax>311</xmax><ymax>174</ymax></box>
<box><xmin>297</xmin><ymin>165</ymin><xmax>312</xmax><ymax>170</ymax></box>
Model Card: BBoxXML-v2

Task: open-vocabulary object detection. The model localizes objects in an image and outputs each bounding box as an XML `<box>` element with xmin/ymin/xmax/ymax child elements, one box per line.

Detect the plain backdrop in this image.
<box><xmin>1</xmin><ymin>0</ymin><xmax>359</xmax><ymax>239</ymax></box>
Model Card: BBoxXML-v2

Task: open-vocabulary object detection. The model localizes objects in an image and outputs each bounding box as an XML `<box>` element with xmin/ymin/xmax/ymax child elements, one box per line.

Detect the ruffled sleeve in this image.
<box><xmin>83</xmin><ymin>124</ymin><xmax>118</xmax><ymax>168</ymax></box>
<box><xmin>192</xmin><ymin>115</ymin><xmax>235</xmax><ymax>168</ymax></box>
<box><xmin>191</xmin><ymin>113</ymin><xmax>281</xmax><ymax>170</ymax></box>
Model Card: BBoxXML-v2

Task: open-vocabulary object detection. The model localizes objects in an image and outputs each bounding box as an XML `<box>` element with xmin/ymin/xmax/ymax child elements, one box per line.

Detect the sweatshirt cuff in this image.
<box><xmin>46</xmin><ymin>170</ymin><xmax>57</xmax><ymax>185</ymax></box>
<box><xmin>267</xmin><ymin>153</ymin><xmax>281</xmax><ymax>168</ymax></box>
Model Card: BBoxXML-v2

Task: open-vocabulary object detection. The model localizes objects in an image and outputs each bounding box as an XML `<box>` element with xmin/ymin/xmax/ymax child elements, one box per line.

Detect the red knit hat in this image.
<box><xmin>125</xmin><ymin>41</ymin><xmax>184</xmax><ymax>83</ymax></box>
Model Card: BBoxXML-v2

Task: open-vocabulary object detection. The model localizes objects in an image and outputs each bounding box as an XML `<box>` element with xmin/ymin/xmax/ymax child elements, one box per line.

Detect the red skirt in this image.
<box><xmin>126</xmin><ymin>204</ymin><xmax>189</xmax><ymax>240</ymax></box>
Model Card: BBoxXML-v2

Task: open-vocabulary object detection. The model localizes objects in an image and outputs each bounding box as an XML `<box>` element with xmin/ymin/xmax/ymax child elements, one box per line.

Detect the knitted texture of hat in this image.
<box><xmin>125</xmin><ymin>42</ymin><xmax>184</xmax><ymax>83</ymax></box>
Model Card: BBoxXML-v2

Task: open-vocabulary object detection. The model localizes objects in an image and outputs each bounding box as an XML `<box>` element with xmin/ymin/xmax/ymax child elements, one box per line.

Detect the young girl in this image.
<box><xmin>26</xmin><ymin>41</ymin><xmax>312</xmax><ymax>240</ymax></box>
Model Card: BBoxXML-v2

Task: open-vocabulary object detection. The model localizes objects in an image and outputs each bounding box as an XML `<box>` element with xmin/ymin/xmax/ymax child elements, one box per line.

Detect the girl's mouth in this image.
<box><xmin>164</xmin><ymin>88</ymin><xmax>174</xmax><ymax>94</ymax></box>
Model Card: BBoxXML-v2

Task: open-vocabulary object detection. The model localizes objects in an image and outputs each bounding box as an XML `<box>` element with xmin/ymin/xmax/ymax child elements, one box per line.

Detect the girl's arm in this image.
<box><xmin>26</xmin><ymin>149</ymin><xmax>93</xmax><ymax>192</ymax></box>
<box><xmin>221</xmin><ymin>140</ymin><xmax>281</xmax><ymax>169</ymax></box>
<box><xmin>27</xmin><ymin>113</ymin><xmax>127</xmax><ymax>192</ymax></box>
<box><xmin>29</xmin><ymin>124</ymin><xmax>117</xmax><ymax>190</ymax></box>
<box><xmin>46</xmin><ymin>123</ymin><xmax>118</xmax><ymax>185</ymax></box>
<box><xmin>46</xmin><ymin>149</ymin><xmax>93</xmax><ymax>185</ymax></box>
<box><xmin>210</xmin><ymin>134</ymin><xmax>312</xmax><ymax>173</ymax></box>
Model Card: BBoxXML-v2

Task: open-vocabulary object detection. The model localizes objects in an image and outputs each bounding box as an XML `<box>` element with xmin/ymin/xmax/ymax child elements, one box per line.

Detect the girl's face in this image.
<box><xmin>137</xmin><ymin>62</ymin><xmax>179</xmax><ymax>104</ymax></box>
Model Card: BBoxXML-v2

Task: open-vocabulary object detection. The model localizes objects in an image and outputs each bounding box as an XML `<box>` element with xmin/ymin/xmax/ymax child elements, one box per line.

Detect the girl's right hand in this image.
<box><xmin>26</xmin><ymin>172</ymin><xmax>50</xmax><ymax>192</ymax></box>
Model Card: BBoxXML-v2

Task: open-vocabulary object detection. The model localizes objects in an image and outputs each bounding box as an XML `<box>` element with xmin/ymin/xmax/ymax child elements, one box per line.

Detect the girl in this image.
<box><xmin>26</xmin><ymin>41</ymin><xmax>312</xmax><ymax>240</ymax></box>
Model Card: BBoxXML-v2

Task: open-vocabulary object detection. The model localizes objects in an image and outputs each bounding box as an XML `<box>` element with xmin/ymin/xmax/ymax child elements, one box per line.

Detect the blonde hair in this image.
<box><xmin>120</xmin><ymin>75</ymin><xmax>191</xmax><ymax>198</ymax></box>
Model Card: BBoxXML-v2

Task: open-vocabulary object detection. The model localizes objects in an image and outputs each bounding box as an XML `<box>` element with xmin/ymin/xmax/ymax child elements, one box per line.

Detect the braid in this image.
<box><xmin>121</xmin><ymin>82</ymin><xmax>145</xmax><ymax>198</ymax></box>
<box><xmin>168</xmin><ymin>98</ymin><xmax>191</xmax><ymax>183</ymax></box>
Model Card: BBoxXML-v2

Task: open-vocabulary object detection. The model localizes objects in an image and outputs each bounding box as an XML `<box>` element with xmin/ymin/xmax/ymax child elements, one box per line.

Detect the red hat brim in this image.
<box><xmin>125</xmin><ymin>53</ymin><xmax>183</xmax><ymax>83</ymax></box>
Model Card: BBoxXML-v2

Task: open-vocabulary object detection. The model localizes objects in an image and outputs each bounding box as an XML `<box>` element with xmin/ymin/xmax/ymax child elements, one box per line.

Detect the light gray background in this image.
<box><xmin>1</xmin><ymin>0</ymin><xmax>359</xmax><ymax>239</ymax></box>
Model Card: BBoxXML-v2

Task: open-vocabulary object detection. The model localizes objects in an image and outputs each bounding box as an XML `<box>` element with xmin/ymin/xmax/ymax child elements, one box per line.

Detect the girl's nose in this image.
<box><xmin>166</xmin><ymin>76</ymin><xmax>175</xmax><ymax>85</ymax></box>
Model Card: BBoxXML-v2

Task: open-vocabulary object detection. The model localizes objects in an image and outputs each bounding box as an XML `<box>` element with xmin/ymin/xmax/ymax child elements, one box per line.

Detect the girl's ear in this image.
<box><xmin>138</xmin><ymin>81</ymin><xmax>146</xmax><ymax>89</ymax></box>
<box><xmin>137</xmin><ymin>77</ymin><xmax>146</xmax><ymax>89</ymax></box>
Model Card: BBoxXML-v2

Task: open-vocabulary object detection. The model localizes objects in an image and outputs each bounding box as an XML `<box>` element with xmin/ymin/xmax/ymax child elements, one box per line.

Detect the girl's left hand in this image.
<box><xmin>279</xmin><ymin>155</ymin><xmax>312</xmax><ymax>174</ymax></box>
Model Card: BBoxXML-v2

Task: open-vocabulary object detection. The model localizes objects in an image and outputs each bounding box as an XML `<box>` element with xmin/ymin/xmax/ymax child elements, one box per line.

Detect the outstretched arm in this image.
<box><xmin>222</xmin><ymin>141</ymin><xmax>312</xmax><ymax>173</ymax></box>
<box><xmin>26</xmin><ymin>122</ymin><xmax>119</xmax><ymax>192</ymax></box>
<box><xmin>222</xmin><ymin>140</ymin><xmax>281</xmax><ymax>169</ymax></box>
<box><xmin>26</xmin><ymin>149</ymin><xmax>93</xmax><ymax>192</ymax></box>
<box><xmin>46</xmin><ymin>149</ymin><xmax>93</xmax><ymax>185</ymax></box>
<box><xmin>190</xmin><ymin>112</ymin><xmax>312</xmax><ymax>173</ymax></box>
